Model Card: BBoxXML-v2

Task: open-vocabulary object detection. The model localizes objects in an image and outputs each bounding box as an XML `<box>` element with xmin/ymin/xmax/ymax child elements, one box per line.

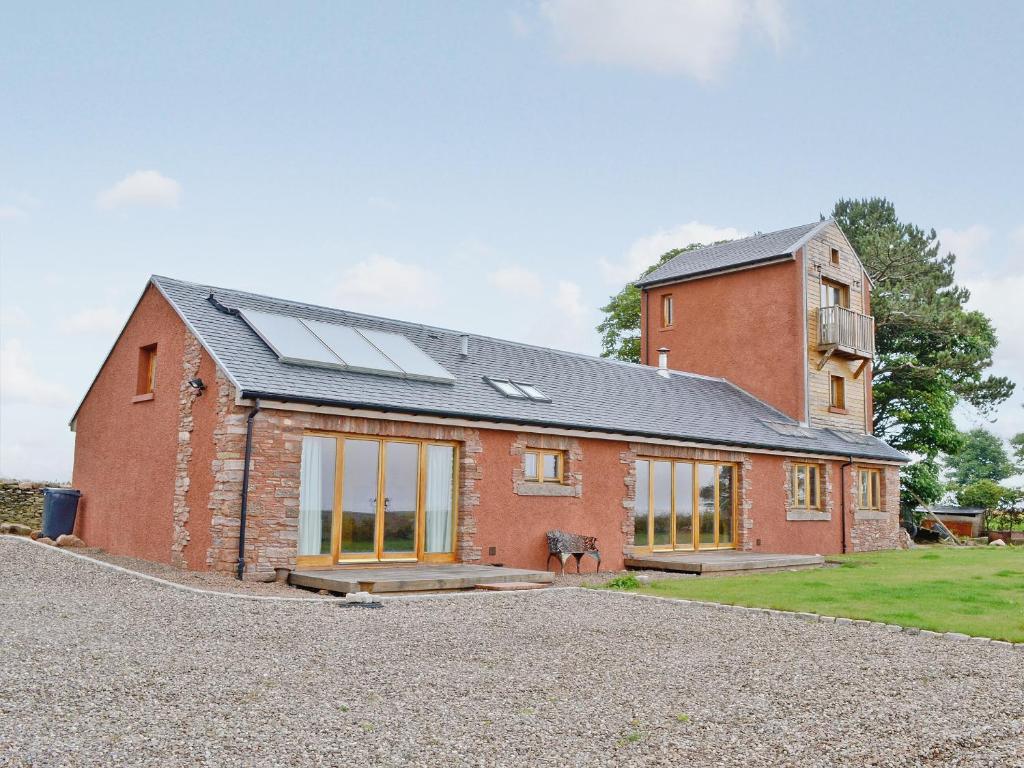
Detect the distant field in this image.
<box><xmin>625</xmin><ymin>547</ymin><xmax>1024</xmax><ymax>642</ymax></box>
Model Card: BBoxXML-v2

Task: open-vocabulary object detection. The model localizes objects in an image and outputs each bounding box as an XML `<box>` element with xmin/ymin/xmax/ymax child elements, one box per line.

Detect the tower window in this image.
<box><xmin>830</xmin><ymin>375</ymin><xmax>846</xmax><ymax>410</ymax></box>
<box><xmin>830</xmin><ymin>247</ymin><xmax>840</xmax><ymax>265</ymax></box>
<box><xmin>661</xmin><ymin>294</ymin><xmax>674</xmax><ymax>328</ymax></box>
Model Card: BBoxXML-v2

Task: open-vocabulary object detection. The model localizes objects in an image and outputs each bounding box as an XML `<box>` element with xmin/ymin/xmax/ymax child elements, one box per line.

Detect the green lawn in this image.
<box><xmin>627</xmin><ymin>547</ymin><xmax>1024</xmax><ymax>642</ymax></box>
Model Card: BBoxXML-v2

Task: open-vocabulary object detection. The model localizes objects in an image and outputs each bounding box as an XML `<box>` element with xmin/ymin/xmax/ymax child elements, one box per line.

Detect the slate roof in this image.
<box><xmin>635</xmin><ymin>220</ymin><xmax>828</xmax><ymax>287</ymax></box>
<box><xmin>149</xmin><ymin>275</ymin><xmax>907</xmax><ymax>462</ymax></box>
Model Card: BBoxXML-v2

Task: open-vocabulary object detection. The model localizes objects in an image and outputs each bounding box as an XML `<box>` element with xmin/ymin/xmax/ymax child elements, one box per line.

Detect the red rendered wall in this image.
<box><xmin>71</xmin><ymin>285</ymin><xmax>184</xmax><ymax>562</ymax></box>
<box><xmin>642</xmin><ymin>257</ymin><xmax>806</xmax><ymax>422</ymax></box>
<box><xmin>471</xmin><ymin>431</ymin><xmax>629</xmax><ymax>572</ymax></box>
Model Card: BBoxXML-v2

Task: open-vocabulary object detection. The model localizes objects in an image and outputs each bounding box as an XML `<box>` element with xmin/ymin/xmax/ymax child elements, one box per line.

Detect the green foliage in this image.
<box><xmin>1011</xmin><ymin>432</ymin><xmax>1024</xmax><ymax>465</ymax></box>
<box><xmin>945</xmin><ymin>428</ymin><xmax>1019</xmax><ymax>486</ymax></box>
<box><xmin>899</xmin><ymin>458</ymin><xmax>943</xmax><ymax>515</ymax></box>
<box><xmin>597</xmin><ymin>243</ymin><xmax>710</xmax><ymax>362</ymax></box>
<box><xmin>955</xmin><ymin>479</ymin><xmax>1011</xmax><ymax>510</ymax></box>
<box><xmin>604</xmin><ymin>573</ymin><xmax>640</xmax><ymax>590</ymax></box>
<box><xmin>832</xmin><ymin>198</ymin><xmax>1014</xmax><ymax>457</ymax></box>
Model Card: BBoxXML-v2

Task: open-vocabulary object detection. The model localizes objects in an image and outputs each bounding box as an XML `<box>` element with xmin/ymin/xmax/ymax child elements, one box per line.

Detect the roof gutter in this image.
<box><xmin>237</xmin><ymin>389</ymin><xmax>908</xmax><ymax>464</ymax></box>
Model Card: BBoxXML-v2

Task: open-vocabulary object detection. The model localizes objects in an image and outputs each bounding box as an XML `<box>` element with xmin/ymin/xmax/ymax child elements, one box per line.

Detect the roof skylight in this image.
<box><xmin>485</xmin><ymin>377</ymin><xmax>550</xmax><ymax>402</ymax></box>
<box><xmin>239</xmin><ymin>309</ymin><xmax>454</xmax><ymax>383</ymax></box>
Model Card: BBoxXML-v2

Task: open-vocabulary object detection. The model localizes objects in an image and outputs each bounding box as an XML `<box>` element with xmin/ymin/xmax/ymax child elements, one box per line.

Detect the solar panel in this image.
<box><xmin>358</xmin><ymin>328</ymin><xmax>455</xmax><ymax>383</ymax></box>
<box><xmin>240</xmin><ymin>309</ymin><xmax>342</xmax><ymax>367</ymax></box>
<box><xmin>302</xmin><ymin>320</ymin><xmax>402</xmax><ymax>376</ymax></box>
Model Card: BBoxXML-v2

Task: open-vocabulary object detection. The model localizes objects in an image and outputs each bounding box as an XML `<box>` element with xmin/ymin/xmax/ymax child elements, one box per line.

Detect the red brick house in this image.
<box><xmin>70</xmin><ymin>219</ymin><xmax>906</xmax><ymax>578</ymax></box>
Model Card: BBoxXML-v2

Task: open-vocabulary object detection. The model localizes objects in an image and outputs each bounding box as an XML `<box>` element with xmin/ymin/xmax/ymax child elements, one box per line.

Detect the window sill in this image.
<box><xmin>514</xmin><ymin>481</ymin><xmax>578</xmax><ymax>497</ymax></box>
<box><xmin>658</xmin><ymin>326</ymin><xmax>674</xmax><ymax>331</ymax></box>
<box><xmin>132</xmin><ymin>393</ymin><xmax>155</xmax><ymax>403</ymax></box>
<box><xmin>787</xmin><ymin>508</ymin><xmax>831</xmax><ymax>521</ymax></box>
<box><xmin>828</xmin><ymin>406</ymin><xmax>848</xmax><ymax>414</ymax></box>
<box><xmin>855</xmin><ymin>509</ymin><xmax>888</xmax><ymax>521</ymax></box>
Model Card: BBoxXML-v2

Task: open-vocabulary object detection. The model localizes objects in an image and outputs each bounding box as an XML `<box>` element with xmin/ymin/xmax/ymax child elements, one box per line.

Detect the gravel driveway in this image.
<box><xmin>2</xmin><ymin>538</ymin><xmax>1022</xmax><ymax>767</ymax></box>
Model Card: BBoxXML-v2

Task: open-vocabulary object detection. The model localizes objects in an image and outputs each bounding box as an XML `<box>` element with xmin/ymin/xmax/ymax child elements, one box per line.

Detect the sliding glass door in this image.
<box><xmin>297</xmin><ymin>433</ymin><xmax>458</xmax><ymax>567</ymax></box>
<box><xmin>633</xmin><ymin>459</ymin><xmax>736</xmax><ymax>551</ymax></box>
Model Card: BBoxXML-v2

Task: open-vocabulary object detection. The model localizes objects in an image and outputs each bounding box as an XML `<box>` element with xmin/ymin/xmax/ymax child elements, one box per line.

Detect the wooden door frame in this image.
<box><xmin>295</xmin><ymin>431</ymin><xmax>459</xmax><ymax>569</ymax></box>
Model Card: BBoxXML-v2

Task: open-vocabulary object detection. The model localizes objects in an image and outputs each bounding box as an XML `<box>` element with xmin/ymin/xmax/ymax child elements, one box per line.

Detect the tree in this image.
<box><xmin>956</xmin><ymin>479</ymin><xmax>1007</xmax><ymax>510</ymax></box>
<box><xmin>1011</xmin><ymin>432</ymin><xmax>1024</xmax><ymax>465</ymax></box>
<box><xmin>833</xmin><ymin>198</ymin><xmax>1014</xmax><ymax>457</ymax></box>
<box><xmin>597</xmin><ymin>244</ymin><xmax>706</xmax><ymax>362</ymax></box>
<box><xmin>944</xmin><ymin>428</ymin><xmax>1019</xmax><ymax>486</ymax></box>
<box><xmin>899</xmin><ymin>458</ymin><xmax>943</xmax><ymax>516</ymax></box>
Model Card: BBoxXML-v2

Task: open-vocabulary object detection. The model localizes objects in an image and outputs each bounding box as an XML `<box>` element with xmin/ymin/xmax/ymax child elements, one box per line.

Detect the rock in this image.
<box><xmin>345</xmin><ymin>591</ymin><xmax>377</xmax><ymax>604</ymax></box>
<box><xmin>989</xmin><ymin>539</ymin><xmax>1007</xmax><ymax>547</ymax></box>
<box><xmin>36</xmin><ymin>537</ymin><xmax>56</xmax><ymax>546</ymax></box>
<box><xmin>249</xmin><ymin>571</ymin><xmax>277</xmax><ymax>583</ymax></box>
<box><xmin>6</xmin><ymin>523</ymin><xmax>33</xmax><ymax>536</ymax></box>
<box><xmin>30</xmin><ymin>530</ymin><xmax>41</xmax><ymax>540</ymax></box>
<box><xmin>635</xmin><ymin>574</ymin><xmax>651</xmax><ymax>585</ymax></box>
<box><xmin>55</xmin><ymin>534</ymin><xmax>86</xmax><ymax>548</ymax></box>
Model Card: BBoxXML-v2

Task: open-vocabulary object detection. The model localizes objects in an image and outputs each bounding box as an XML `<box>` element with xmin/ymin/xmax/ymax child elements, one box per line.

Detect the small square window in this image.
<box><xmin>830</xmin><ymin>247</ymin><xmax>840</xmax><ymax>265</ymax></box>
<box><xmin>830</xmin><ymin>375</ymin><xmax>845</xmax><ymax>410</ymax></box>
<box><xmin>523</xmin><ymin>449</ymin><xmax>565</xmax><ymax>483</ymax></box>
<box><xmin>791</xmin><ymin>463</ymin><xmax>823</xmax><ymax>510</ymax></box>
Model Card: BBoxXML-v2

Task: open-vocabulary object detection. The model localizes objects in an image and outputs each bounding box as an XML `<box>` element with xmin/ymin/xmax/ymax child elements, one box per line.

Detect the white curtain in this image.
<box><xmin>298</xmin><ymin>436</ymin><xmax>323</xmax><ymax>555</ymax></box>
<box><xmin>424</xmin><ymin>445</ymin><xmax>454</xmax><ymax>553</ymax></box>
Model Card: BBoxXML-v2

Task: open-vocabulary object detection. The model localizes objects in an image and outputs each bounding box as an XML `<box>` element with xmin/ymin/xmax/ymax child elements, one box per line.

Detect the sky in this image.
<box><xmin>1</xmin><ymin>0</ymin><xmax>1023</xmax><ymax>481</ymax></box>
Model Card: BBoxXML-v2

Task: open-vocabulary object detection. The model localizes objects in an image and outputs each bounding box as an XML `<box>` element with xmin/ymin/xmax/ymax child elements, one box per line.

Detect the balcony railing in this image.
<box><xmin>818</xmin><ymin>305</ymin><xmax>874</xmax><ymax>359</ymax></box>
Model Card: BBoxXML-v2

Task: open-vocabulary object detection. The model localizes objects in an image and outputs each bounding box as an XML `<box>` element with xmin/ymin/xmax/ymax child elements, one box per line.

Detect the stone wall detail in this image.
<box><xmin>170</xmin><ymin>331</ymin><xmax>202</xmax><ymax>568</ymax></box>
<box><xmin>510</xmin><ymin>433</ymin><xmax>583</xmax><ymax>497</ymax></box>
<box><xmin>202</xmin><ymin>385</ymin><xmax>484</xmax><ymax>575</ymax></box>
<box><xmin>850</xmin><ymin>464</ymin><xmax>901</xmax><ymax>552</ymax></box>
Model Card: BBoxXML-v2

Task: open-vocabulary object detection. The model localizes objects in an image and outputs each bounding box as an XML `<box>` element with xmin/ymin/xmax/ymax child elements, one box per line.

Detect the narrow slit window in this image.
<box><xmin>830</xmin><ymin>375</ymin><xmax>846</xmax><ymax>410</ymax></box>
<box><xmin>523</xmin><ymin>449</ymin><xmax>564</xmax><ymax>484</ymax></box>
<box><xmin>137</xmin><ymin>344</ymin><xmax>158</xmax><ymax>396</ymax></box>
<box><xmin>830</xmin><ymin>247</ymin><xmax>840</xmax><ymax>265</ymax></box>
<box><xmin>661</xmin><ymin>294</ymin><xmax>674</xmax><ymax>328</ymax></box>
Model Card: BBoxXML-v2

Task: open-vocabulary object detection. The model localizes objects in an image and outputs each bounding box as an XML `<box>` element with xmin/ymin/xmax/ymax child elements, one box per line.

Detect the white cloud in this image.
<box><xmin>0</xmin><ymin>338</ymin><xmax>73</xmax><ymax>408</ymax></box>
<box><xmin>487</xmin><ymin>266</ymin><xmax>545</xmax><ymax>299</ymax></box>
<box><xmin>539</xmin><ymin>0</ymin><xmax>788</xmax><ymax>81</ymax></box>
<box><xmin>937</xmin><ymin>224</ymin><xmax>992</xmax><ymax>278</ymax></box>
<box><xmin>0</xmin><ymin>204</ymin><xmax>27</xmax><ymax>220</ymax></box>
<box><xmin>0</xmin><ymin>306</ymin><xmax>30</xmax><ymax>330</ymax></box>
<box><xmin>332</xmin><ymin>255</ymin><xmax>442</xmax><ymax>315</ymax></box>
<box><xmin>59</xmin><ymin>306</ymin><xmax>125</xmax><ymax>335</ymax></box>
<box><xmin>600</xmin><ymin>220</ymin><xmax>747</xmax><ymax>284</ymax></box>
<box><xmin>96</xmin><ymin>170</ymin><xmax>182</xmax><ymax>210</ymax></box>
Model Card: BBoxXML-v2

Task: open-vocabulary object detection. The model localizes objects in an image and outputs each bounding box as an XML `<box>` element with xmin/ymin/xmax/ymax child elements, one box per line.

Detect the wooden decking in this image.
<box><xmin>624</xmin><ymin>550</ymin><xmax>824</xmax><ymax>575</ymax></box>
<box><xmin>289</xmin><ymin>563</ymin><xmax>554</xmax><ymax>594</ymax></box>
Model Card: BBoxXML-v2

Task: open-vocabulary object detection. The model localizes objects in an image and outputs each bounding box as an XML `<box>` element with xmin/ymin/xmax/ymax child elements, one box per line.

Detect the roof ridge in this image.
<box><xmin>150</xmin><ymin>274</ymin><xmax>730</xmax><ymax>384</ymax></box>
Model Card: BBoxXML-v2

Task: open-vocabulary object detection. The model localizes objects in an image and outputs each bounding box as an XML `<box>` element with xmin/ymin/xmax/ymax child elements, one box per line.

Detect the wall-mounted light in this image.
<box><xmin>188</xmin><ymin>377</ymin><xmax>206</xmax><ymax>395</ymax></box>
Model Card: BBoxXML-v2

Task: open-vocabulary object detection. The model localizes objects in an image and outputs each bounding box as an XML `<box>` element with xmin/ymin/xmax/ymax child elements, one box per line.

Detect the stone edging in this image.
<box><xmin>605</xmin><ymin>588</ymin><xmax>1024</xmax><ymax>650</ymax></box>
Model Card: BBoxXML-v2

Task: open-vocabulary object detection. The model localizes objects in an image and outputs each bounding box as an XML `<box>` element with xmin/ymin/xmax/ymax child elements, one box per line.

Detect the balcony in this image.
<box><xmin>817</xmin><ymin>305</ymin><xmax>874</xmax><ymax>362</ymax></box>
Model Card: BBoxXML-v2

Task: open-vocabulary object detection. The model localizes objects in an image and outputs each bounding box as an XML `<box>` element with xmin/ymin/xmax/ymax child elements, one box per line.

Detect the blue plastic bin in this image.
<box><xmin>41</xmin><ymin>488</ymin><xmax>81</xmax><ymax>539</ymax></box>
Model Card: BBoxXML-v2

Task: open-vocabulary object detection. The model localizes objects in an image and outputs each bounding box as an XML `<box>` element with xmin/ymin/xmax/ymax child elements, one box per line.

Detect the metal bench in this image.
<box><xmin>546</xmin><ymin>530</ymin><xmax>601</xmax><ymax>575</ymax></box>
